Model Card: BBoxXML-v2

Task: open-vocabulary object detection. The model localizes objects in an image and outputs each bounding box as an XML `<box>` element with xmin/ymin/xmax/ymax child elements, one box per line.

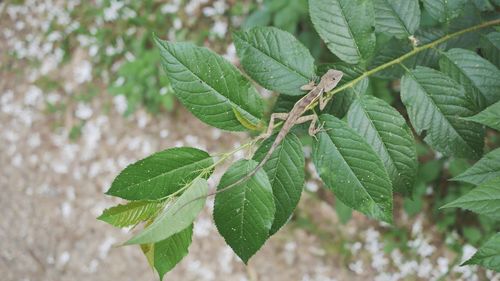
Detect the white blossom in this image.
<box><xmin>75</xmin><ymin>103</ymin><xmax>93</xmax><ymax>120</ymax></box>
<box><xmin>74</xmin><ymin>60</ymin><xmax>92</xmax><ymax>84</ymax></box>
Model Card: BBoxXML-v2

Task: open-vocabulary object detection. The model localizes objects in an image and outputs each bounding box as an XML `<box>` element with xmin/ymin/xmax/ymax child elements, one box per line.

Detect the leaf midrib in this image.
<box><xmin>337</xmin><ymin>0</ymin><xmax>363</xmax><ymax>60</ymax></box>
<box><xmin>357</xmin><ymin>100</ymin><xmax>397</xmax><ymax>179</ymax></box>
<box><xmin>406</xmin><ymin>70</ymin><xmax>477</xmax><ymax>154</ymax></box>
<box><xmin>321</xmin><ymin>129</ymin><xmax>382</xmax><ymax>213</ymax></box>
<box><xmin>160</xmin><ymin>40</ymin><xmax>260</xmax><ymax>123</ymax></box>
<box><xmin>118</xmin><ymin>158</ymin><xmax>210</xmax><ymax>193</ymax></box>
<box><xmin>385</xmin><ymin>0</ymin><xmax>412</xmax><ymax>36</ymax></box>
<box><xmin>441</xmin><ymin>52</ymin><xmax>484</xmax><ymax>101</ymax></box>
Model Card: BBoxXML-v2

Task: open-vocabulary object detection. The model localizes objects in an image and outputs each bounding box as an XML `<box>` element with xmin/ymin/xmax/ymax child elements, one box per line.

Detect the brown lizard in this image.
<box><xmin>212</xmin><ymin>69</ymin><xmax>344</xmax><ymax>195</ymax></box>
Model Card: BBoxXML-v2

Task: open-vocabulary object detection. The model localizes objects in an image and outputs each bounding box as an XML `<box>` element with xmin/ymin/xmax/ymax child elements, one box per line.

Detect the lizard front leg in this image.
<box><xmin>318</xmin><ymin>89</ymin><xmax>328</xmax><ymax>110</ymax></box>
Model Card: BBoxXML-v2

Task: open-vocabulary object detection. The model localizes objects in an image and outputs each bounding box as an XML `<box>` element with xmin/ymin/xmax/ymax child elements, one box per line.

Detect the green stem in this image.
<box><xmin>159</xmin><ymin>139</ymin><xmax>258</xmax><ymax>200</ymax></box>
<box><xmin>315</xmin><ymin>19</ymin><xmax>500</xmax><ymax>107</ymax></box>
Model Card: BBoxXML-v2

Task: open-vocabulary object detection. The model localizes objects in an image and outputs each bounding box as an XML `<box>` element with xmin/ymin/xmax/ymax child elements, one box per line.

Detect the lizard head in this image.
<box><xmin>322</xmin><ymin>69</ymin><xmax>344</xmax><ymax>92</ymax></box>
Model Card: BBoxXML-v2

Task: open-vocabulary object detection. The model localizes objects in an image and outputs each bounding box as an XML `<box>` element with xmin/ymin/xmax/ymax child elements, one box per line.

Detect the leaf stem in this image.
<box><xmin>210</xmin><ymin>139</ymin><xmax>258</xmax><ymax>167</ymax></box>
<box><xmin>315</xmin><ymin>19</ymin><xmax>500</xmax><ymax>106</ymax></box>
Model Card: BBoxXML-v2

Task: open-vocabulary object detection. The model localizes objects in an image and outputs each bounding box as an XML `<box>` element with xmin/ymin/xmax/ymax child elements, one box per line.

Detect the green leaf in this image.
<box><xmin>154</xmin><ymin>36</ymin><xmax>264</xmax><ymax>131</ymax></box>
<box><xmin>309</xmin><ymin>0</ymin><xmax>376</xmax><ymax>65</ymax></box>
<box><xmin>442</xmin><ymin>177</ymin><xmax>500</xmax><ymax>220</ymax></box>
<box><xmin>106</xmin><ymin>147</ymin><xmax>213</xmax><ymax>200</ymax></box>
<box><xmin>374</xmin><ymin>0</ymin><xmax>420</xmax><ymax>38</ymax></box>
<box><xmin>465</xmin><ymin>100</ymin><xmax>500</xmax><ymax>131</ymax></box>
<box><xmin>453</xmin><ymin>148</ymin><xmax>500</xmax><ymax>185</ymax></box>
<box><xmin>439</xmin><ymin>48</ymin><xmax>500</xmax><ymax>109</ymax></box>
<box><xmin>421</xmin><ymin>0</ymin><xmax>467</xmax><ymax>23</ymax></box>
<box><xmin>233</xmin><ymin>27</ymin><xmax>316</xmax><ymax>96</ymax></box>
<box><xmin>126</xmin><ymin>177</ymin><xmax>208</xmax><ymax>244</ymax></box>
<box><xmin>400</xmin><ymin>66</ymin><xmax>484</xmax><ymax>159</ymax></box>
<box><xmin>273</xmin><ymin>1</ymin><xmax>307</xmax><ymax>34</ymax></box>
<box><xmin>462</xmin><ymin>232</ymin><xmax>500</xmax><ymax>271</ymax></box>
<box><xmin>98</xmin><ymin>201</ymin><xmax>165</xmax><ymax>228</ymax></box>
<box><xmin>312</xmin><ymin>114</ymin><xmax>393</xmax><ymax>223</ymax></box>
<box><xmin>272</xmin><ymin>94</ymin><xmax>301</xmax><ymax>113</ymax></box>
<box><xmin>253</xmin><ymin>133</ymin><xmax>305</xmax><ymax>235</ymax></box>
<box><xmin>214</xmin><ymin>160</ymin><xmax>275</xmax><ymax>263</ymax></box>
<box><xmin>471</xmin><ymin>0</ymin><xmax>496</xmax><ymax>11</ymax></box>
<box><xmin>445</xmin><ymin>2</ymin><xmax>482</xmax><ymax>50</ymax></box>
<box><xmin>347</xmin><ymin>95</ymin><xmax>418</xmax><ymax>196</ymax></box>
<box><xmin>243</xmin><ymin>9</ymin><xmax>272</xmax><ymax>29</ymax></box>
<box><xmin>481</xmin><ymin>32</ymin><xmax>500</xmax><ymax>68</ymax></box>
<box><xmin>143</xmin><ymin>225</ymin><xmax>193</xmax><ymax>280</ymax></box>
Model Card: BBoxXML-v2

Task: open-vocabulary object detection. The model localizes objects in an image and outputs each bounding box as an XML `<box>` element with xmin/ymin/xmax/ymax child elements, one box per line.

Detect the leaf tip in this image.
<box><xmin>439</xmin><ymin>203</ymin><xmax>450</xmax><ymax>210</ymax></box>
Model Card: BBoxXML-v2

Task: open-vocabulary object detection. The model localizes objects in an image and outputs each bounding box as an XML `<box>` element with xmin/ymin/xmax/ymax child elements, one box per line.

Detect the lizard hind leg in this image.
<box><xmin>295</xmin><ymin>114</ymin><xmax>319</xmax><ymax>137</ymax></box>
<box><xmin>256</xmin><ymin>113</ymin><xmax>289</xmax><ymax>141</ymax></box>
<box><xmin>296</xmin><ymin>114</ymin><xmax>329</xmax><ymax>141</ymax></box>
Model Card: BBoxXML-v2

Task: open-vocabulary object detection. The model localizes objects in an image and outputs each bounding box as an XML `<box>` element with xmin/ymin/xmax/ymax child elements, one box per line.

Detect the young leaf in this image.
<box><xmin>421</xmin><ymin>0</ymin><xmax>467</xmax><ymax>23</ymax></box>
<box><xmin>153</xmin><ymin>225</ymin><xmax>193</xmax><ymax>280</ymax></box>
<box><xmin>347</xmin><ymin>95</ymin><xmax>417</xmax><ymax>196</ymax></box>
<box><xmin>335</xmin><ymin>198</ymin><xmax>353</xmax><ymax>224</ymax></box>
<box><xmin>374</xmin><ymin>0</ymin><xmax>420</xmax><ymax>39</ymax></box>
<box><xmin>309</xmin><ymin>0</ymin><xmax>376</xmax><ymax>65</ymax></box>
<box><xmin>253</xmin><ymin>133</ymin><xmax>305</xmax><ymax>235</ymax></box>
<box><xmin>439</xmin><ymin>48</ymin><xmax>500</xmax><ymax>109</ymax></box>
<box><xmin>106</xmin><ymin>147</ymin><xmax>213</xmax><ymax>200</ymax></box>
<box><xmin>141</xmin><ymin>243</ymin><xmax>155</xmax><ymax>268</ymax></box>
<box><xmin>401</xmin><ymin>66</ymin><xmax>484</xmax><ymax>159</ymax></box>
<box><xmin>464</xmin><ymin>100</ymin><xmax>500</xmax><ymax>131</ymax></box>
<box><xmin>126</xmin><ymin>177</ymin><xmax>208</xmax><ymax>244</ymax></box>
<box><xmin>480</xmin><ymin>32</ymin><xmax>500</xmax><ymax>68</ymax></box>
<box><xmin>153</xmin><ymin>36</ymin><xmax>264</xmax><ymax>131</ymax></box>
<box><xmin>98</xmin><ymin>201</ymin><xmax>165</xmax><ymax>228</ymax></box>
<box><xmin>233</xmin><ymin>27</ymin><xmax>316</xmax><ymax>96</ymax></box>
<box><xmin>312</xmin><ymin>114</ymin><xmax>393</xmax><ymax>223</ymax></box>
<box><xmin>462</xmin><ymin>232</ymin><xmax>500</xmax><ymax>271</ymax></box>
<box><xmin>214</xmin><ymin>160</ymin><xmax>275</xmax><ymax>263</ymax></box>
<box><xmin>453</xmin><ymin>148</ymin><xmax>500</xmax><ymax>185</ymax></box>
<box><xmin>232</xmin><ymin>107</ymin><xmax>262</xmax><ymax>131</ymax></box>
<box><xmin>441</xmin><ymin>177</ymin><xmax>500</xmax><ymax>220</ymax></box>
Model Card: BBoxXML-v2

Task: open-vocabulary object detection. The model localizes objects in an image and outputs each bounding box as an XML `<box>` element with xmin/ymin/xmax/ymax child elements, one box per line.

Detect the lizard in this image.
<box><xmin>169</xmin><ymin>69</ymin><xmax>344</xmax><ymax>217</ymax></box>
<box><xmin>210</xmin><ymin>69</ymin><xmax>344</xmax><ymax>196</ymax></box>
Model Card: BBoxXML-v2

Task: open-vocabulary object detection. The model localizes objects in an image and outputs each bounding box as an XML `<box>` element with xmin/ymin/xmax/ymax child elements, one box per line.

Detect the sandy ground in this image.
<box><xmin>0</xmin><ymin>66</ymin><xmax>367</xmax><ymax>281</ymax></box>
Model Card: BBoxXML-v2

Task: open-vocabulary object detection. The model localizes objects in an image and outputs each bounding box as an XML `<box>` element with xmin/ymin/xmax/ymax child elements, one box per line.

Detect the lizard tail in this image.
<box><xmin>171</xmin><ymin>139</ymin><xmax>279</xmax><ymax>216</ymax></box>
<box><xmin>207</xmin><ymin>148</ymin><xmax>274</xmax><ymax>197</ymax></box>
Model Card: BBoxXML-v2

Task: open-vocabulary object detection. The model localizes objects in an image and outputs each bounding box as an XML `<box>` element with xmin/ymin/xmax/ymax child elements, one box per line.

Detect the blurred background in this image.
<box><xmin>1</xmin><ymin>0</ymin><xmax>499</xmax><ymax>280</ymax></box>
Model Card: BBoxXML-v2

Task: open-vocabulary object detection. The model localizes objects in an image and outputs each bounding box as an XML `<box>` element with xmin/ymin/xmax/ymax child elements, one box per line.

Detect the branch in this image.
<box><xmin>312</xmin><ymin>18</ymin><xmax>500</xmax><ymax>108</ymax></box>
